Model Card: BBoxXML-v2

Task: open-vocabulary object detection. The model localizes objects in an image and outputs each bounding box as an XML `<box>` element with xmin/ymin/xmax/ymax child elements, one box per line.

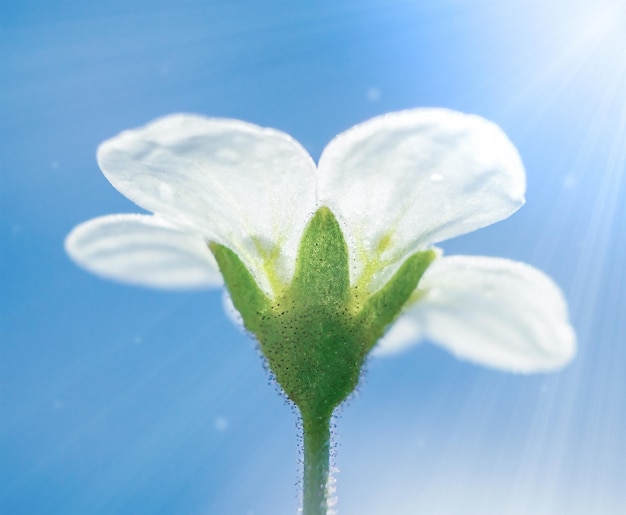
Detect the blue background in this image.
<box><xmin>2</xmin><ymin>0</ymin><xmax>625</xmax><ymax>513</ymax></box>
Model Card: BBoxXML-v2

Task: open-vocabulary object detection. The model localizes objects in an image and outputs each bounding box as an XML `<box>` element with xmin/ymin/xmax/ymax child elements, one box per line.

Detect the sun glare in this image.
<box><xmin>583</xmin><ymin>2</ymin><xmax>625</xmax><ymax>44</ymax></box>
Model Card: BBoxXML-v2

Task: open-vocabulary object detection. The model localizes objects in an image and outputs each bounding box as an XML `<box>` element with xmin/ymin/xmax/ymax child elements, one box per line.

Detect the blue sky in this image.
<box><xmin>1</xmin><ymin>0</ymin><xmax>625</xmax><ymax>513</ymax></box>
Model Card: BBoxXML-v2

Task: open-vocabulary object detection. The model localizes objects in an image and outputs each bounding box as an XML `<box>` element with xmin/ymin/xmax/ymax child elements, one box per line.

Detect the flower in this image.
<box><xmin>66</xmin><ymin>108</ymin><xmax>575</xmax><ymax>373</ymax></box>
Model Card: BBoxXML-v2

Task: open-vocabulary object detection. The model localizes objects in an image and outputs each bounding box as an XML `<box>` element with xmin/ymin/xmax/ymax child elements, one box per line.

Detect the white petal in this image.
<box><xmin>318</xmin><ymin>109</ymin><xmax>525</xmax><ymax>290</ymax></box>
<box><xmin>376</xmin><ymin>256</ymin><xmax>576</xmax><ymax>372</ymax></box>
<box><xmin>372</xmin><ymin>316</ymin><xmax>424</xmax><ymax>357</ymax></box>
<box><xmin>97</xmin><ymin>114</ymin><xmax>317</xmax><ymax>295</ymax></box>
<box><xmin>65</xmin><ymin>214</ymin><xmax>222</xmax><ymax>289</ymax></box>
<box><xmin>221</xmin><ymin>292</ymin><xmax>244</xmax><ymax>331</ymax></box>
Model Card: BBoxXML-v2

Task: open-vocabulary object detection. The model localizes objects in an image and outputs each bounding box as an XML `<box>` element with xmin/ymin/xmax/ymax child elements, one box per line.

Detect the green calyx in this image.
<box><xmin>210</xmin><ymin>207</ymin><xmax>435</xmax><ymax>418</ymax></box>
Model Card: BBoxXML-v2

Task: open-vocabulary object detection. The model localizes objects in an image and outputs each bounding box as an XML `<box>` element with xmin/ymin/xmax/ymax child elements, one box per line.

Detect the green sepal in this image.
<box><xmin>356</xmin><ymin>249</ymin><xmax>436</xmax><ymax>352</ymax></box>
<box><xmin>269</xmin><ymin>207</ymin><xmax>359</xmax><ymax>418</ymax></box>
<box><xmin>288</xmin><ymin>206</ymin><xmax>350</xmax><ymax>307</ymax></box>
<box><xmin>209</xmin><ymin>242</ymin><xmax>272</xmax><ymax>335</ymax></box>
<box><xmin>210</xmin><ymin>208</ymin><xmax>436</xmax><ymax>420</ymax></box>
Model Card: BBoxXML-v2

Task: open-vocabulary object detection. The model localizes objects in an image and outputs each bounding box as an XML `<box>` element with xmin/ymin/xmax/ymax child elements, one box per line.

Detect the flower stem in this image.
<box><xmin>301</xmin><ymin>411</ymin><xmax>332</xmax><ymax>515</ymax></box>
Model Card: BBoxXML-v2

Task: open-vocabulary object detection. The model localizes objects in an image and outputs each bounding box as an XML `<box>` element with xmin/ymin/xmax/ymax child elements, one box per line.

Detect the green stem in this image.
<box><xmin>301</xmin><ymin>411</ymin><xmax>332</xmax><ymax>515</ymax></box>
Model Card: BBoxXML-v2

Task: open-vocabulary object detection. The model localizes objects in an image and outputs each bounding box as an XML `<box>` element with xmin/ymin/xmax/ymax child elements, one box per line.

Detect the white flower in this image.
<box><xmin>66</xmin><ymin>108</ymin><xmax>575</xmax><ymax>372</ymax></box>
